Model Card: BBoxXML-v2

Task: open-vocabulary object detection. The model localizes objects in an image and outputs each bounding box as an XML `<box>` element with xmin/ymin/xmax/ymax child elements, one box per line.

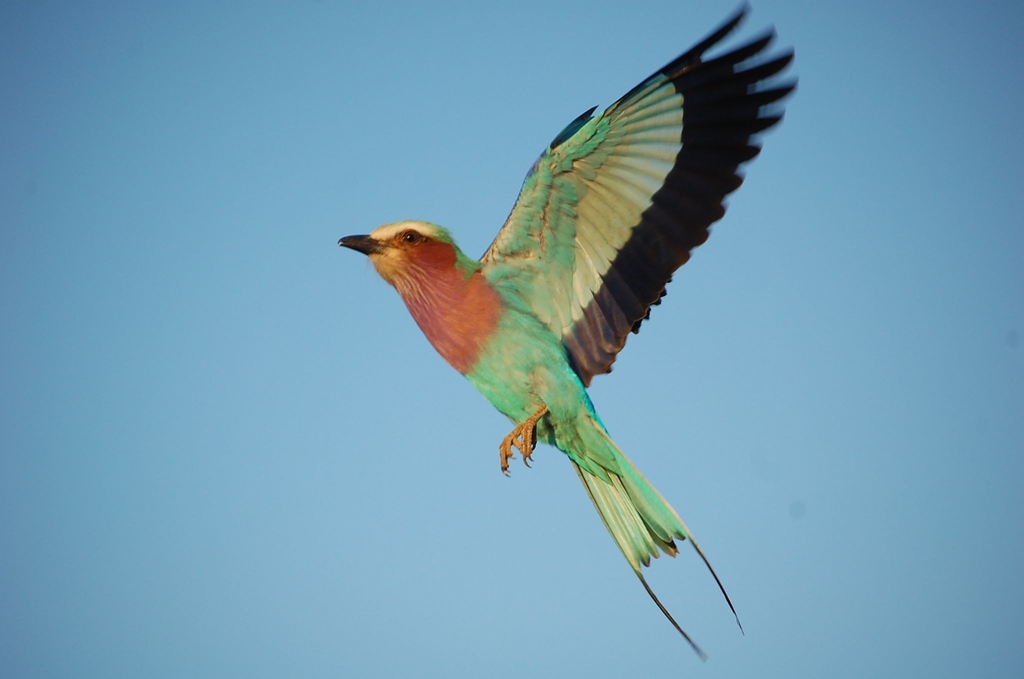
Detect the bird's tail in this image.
<box><xmin>570</xmin><ymin>422</ymin><xmax>740</xmax><ymax>658</ymax></box>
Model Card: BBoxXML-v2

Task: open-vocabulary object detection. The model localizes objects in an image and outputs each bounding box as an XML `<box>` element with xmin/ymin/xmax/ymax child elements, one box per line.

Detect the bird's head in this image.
<box><xmin>339</xmin><ymin>221</ymin><xmax>476</xmax><ymax>291</ymax></box>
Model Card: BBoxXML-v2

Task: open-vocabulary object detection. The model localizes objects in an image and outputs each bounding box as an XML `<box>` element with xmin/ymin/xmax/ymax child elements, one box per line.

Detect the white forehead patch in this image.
<box><xmin>370</xmin><ymin>220</ymin><xmax>446</xmax><ymax>242</ymax></box>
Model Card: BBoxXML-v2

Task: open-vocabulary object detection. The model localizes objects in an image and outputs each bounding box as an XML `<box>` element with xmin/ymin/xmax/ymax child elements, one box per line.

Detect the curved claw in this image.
<box><xmin>499</xmin><ymin>434</ymin><xmax>517</xmax><ymax>476</ymax></box>
<box><xmin>497</xmin><ymin>405</ymin><xmax>548</xmax><ymax>475</ymax></box>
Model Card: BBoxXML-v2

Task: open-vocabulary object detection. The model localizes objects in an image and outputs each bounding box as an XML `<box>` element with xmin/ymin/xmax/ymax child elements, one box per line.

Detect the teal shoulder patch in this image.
<box><xmin>547</xmin><ymin>106</ymin><xmax>598</xmax><ymax>150</ymax></box>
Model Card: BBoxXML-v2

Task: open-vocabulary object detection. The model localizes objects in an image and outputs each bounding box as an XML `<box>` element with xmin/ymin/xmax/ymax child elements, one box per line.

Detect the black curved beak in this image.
<box><xmin>338</xmin><ymin>235</ymin><xmax>384</xmax><ymax>256</ymax></box>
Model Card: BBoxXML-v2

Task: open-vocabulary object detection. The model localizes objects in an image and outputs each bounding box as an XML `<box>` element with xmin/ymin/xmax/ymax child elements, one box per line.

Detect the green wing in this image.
<box><xmin>481</xmin><ymin>6</ymin><xmax>794</xmax><ymax>386</ymax></box>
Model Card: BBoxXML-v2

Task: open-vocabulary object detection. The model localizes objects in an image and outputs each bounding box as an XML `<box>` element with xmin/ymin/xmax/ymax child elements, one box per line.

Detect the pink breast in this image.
<box><xmin>403</xmin><ymin>268</ymin><xmax>503</xmax><ymax>374</ymax></box>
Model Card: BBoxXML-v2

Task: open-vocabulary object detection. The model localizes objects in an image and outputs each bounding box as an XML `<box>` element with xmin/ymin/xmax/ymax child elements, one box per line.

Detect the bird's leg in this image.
<box><xmin>499</xmin><ymin>405</ymin><xmax>549</xmax><ymax>476</ymax></box>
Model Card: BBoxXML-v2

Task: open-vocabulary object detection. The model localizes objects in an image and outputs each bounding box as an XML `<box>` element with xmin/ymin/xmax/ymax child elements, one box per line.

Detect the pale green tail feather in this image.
<box><xmin>572</xmin><ymin>461</ymin><xmax>668</xmax><ymax>569</ymax></box>
<box><xmin>572</xmin><ymin>459</ymin><xmax>706</xmax><ymax>659</ymax></box>
<box><xmin>615</xmin><ymin>449</ymin><xmax>744</xmax><ymax>634</ymax></box>
<box><xmin>570</xmin><ymin>423</ymin><xmax>743</xmax><ymax>656</ymax></box>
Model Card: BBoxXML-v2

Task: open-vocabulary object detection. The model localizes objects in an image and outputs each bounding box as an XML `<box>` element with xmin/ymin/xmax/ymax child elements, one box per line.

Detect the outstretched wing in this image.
<box><xmin>480</xmin><ymin>5</ymin><xmax>794</xmax><ymax>386</ymax></box>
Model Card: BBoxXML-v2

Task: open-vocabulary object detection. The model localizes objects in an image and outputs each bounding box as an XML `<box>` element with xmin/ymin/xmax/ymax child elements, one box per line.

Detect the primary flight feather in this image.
<box><xmin>339</xmin><ymin>4</ymin><xmax>794</xmax><ymax>658</ymax></box>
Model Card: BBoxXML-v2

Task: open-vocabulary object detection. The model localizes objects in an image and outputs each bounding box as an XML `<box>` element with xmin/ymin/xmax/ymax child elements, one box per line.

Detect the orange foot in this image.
<box><xmin>499</xmin><ymin>405</ymin><xmax>549</xmax><ymax>476</ymax></box>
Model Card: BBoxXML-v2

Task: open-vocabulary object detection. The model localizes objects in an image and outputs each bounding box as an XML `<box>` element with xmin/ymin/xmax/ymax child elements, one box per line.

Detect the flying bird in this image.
<box><xmin>339</xmin><ymin>5</ymin><xmax>793</xmax><ymax>658</ymax></box>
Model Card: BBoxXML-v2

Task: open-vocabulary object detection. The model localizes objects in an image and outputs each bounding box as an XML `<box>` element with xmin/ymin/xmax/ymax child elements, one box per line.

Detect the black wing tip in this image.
<box><xmin>670</xmin><ymin>3</ymin><xmax>751</xmax><ymax>70</ymax></box>
<box><xmin>704</xmin><ymin>2</ymin><xmax>751</xmax><ymax>45</ymax></box>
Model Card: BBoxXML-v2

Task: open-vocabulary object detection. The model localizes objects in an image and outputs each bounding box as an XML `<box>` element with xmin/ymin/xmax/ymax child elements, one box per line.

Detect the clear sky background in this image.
<box><xmin>2</xmin><ymin>1</ymin><xmax>1022</xmax><ymax>677</ymax></box>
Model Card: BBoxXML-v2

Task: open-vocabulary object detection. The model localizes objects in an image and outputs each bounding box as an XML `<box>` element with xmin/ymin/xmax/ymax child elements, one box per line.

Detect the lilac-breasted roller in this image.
<box><xmin>339</xmin><ymin>5</ymin><xmax>793</xmax><ymax>658</ymax></box>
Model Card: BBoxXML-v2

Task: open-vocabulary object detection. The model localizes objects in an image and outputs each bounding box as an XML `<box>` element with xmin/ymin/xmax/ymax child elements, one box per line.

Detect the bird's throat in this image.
<box><xmin>394</xmin><ymin>261</ymin><xmax>502</xmax><ymax>375</ymax></box>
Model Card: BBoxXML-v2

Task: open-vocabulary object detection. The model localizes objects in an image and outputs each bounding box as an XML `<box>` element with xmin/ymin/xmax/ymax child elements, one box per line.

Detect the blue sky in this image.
<box><xmin>2</xmin><ymin>1</ymin><xmax>1022</xmax><ymax>677</ymax></box>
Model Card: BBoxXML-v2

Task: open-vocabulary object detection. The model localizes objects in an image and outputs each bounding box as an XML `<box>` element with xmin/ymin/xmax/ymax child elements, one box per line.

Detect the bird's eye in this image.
<box><xmin>401</xmin><ymin>231</ymin><xmax>421</xmax><ymax>244</ymax></box>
